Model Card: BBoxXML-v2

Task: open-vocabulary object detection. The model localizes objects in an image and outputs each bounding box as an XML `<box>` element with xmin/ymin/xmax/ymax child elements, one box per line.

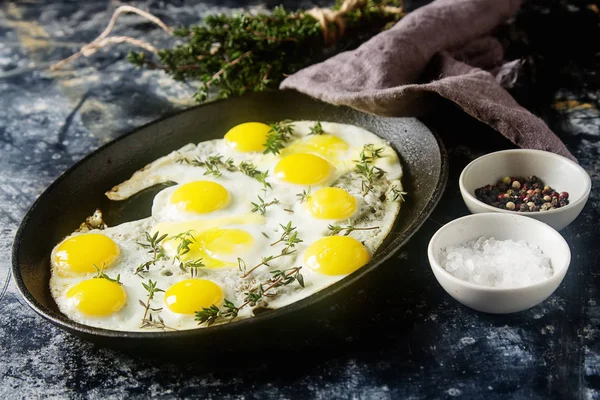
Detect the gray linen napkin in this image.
<box><xmin>280</xmin><ymin>0</ymin><xmax>576</xmax><ymax>161</ymax></box>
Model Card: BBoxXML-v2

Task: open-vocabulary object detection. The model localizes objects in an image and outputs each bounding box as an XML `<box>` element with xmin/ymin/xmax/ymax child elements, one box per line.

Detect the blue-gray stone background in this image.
<box><xmin>1</xmin><ymin>0</ymin><xmax>599</xmax><ymax>399</ymax></box>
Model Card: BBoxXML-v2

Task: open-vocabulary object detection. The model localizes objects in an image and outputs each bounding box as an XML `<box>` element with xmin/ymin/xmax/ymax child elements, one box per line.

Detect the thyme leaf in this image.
<box><xmin>237</xmin><ymin>257</ymin><xmax>247</xmax><ymax>274</ymax></box>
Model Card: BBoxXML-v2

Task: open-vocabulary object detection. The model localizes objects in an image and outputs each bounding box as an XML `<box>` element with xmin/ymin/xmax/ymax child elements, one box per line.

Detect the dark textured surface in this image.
<box><xmin>0</xmin><ymin>1</ymin><xmax>598</xmax><ymax>399</ymax></box>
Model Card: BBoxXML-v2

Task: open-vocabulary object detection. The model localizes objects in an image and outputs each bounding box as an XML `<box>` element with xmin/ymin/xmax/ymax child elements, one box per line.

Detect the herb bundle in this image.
<box><xmin>52</xmin><ymin>1</ymin><xmax>404</xmax><ymax>103</ymax></box>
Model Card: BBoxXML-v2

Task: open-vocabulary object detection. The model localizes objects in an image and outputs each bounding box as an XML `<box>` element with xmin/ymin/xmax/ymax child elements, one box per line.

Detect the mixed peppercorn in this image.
<box><xmin>474</xmin><ymin>176</ymin><xmax>570</xmax><ymax>212</ymax></box>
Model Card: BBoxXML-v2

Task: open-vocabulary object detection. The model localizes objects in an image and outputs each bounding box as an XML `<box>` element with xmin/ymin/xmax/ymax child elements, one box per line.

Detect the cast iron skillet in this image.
<box><xmin>12</xmin><ymin>91</ymin><xmax>447</xmax><ymax>356</ymax></box>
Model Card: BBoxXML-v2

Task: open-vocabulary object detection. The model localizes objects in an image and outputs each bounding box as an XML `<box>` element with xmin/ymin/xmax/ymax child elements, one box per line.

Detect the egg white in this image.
<box><xmin>51</xmin><ymin>121</ymin><xmax>404</xmax><ymax>332</ymax></box>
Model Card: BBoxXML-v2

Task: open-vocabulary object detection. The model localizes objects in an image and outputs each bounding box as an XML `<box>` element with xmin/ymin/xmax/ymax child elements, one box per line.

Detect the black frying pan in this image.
<box><xmin>12</xmin><ymin>91</ymin><xmax>447</xmax><ymax>356</ymax></box>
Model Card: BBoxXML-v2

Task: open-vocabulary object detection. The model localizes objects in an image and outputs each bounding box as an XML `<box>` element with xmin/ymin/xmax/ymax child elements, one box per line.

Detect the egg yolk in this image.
<box><xmin>179</xmin><ymin>247</ymin><xmax>231</xmax><ymax>269</ymax></box>
<box><xmin>307</xmin><ymin>187</ymin><xmax>357</xmax><ymax>220</ymax></box>
<box><xmin>282</xmin><ymin>134</ymin><xmax>348</xmax><ymax>159</ymax></box>
<box><xmin>274</xmin><ymin>153</ymin><xmax>333</xmax><ymax>185</ymax></box>
<box><xmin>169</xmin><ymin>228</ymin><xmax>254</xmax><ymax>268</ymax></box>
<box><xmin>164</xmin><ymin>279</ymin><xmax>224</xmax><ymax>314</ymax></box>
<box><xmin>224</xmin><ymin>122</ymin><xmax>272</xmax><ymax>152</ymax></box>
<box><xmin>53</xmin><ymin>234</ymin><xmax>120</xmax><ymax>274</ymax></box>
<box><xmin>198</xmin><ymin>228</ymin><xmax>254</xmax><ymax>258</ymax></box>
<box><xmin>66</xmin><ymin>278</ymin><xmax>127</xmax><ymax>316</ymax></box>
<box><xmin>304</xmin><ymin>236</ymin><xmax>370</xmax><ymax>275</ymax></box>
<box><xmin>170</xmin><ymin>181</ymin><xmax>229</xmax><ymax>214</ymax></box>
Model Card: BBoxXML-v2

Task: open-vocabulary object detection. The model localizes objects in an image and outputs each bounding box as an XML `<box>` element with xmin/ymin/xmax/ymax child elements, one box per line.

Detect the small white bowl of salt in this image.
<box><xmin>427</xmin><ymin>213</ymin><xmax>571</xmax><ymax>313</ymax></box>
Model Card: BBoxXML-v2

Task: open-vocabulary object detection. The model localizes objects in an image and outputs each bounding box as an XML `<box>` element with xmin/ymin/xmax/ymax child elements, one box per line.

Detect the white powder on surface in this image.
<box><xmin>440</xmin><ymin>236</ymin><xmax>553</xmax><ymax>288</ymax></box>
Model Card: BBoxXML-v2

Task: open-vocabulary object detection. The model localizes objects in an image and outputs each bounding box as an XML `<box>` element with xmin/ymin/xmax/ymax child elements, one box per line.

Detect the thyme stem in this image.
<box><xmin>328</xmin><ymin>224</ymin><xmax>380</xmax><ymax>236</ymax></box>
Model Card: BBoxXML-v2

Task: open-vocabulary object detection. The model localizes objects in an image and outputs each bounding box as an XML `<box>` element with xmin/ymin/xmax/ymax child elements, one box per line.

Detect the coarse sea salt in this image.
<box><xmin>440</xmin><ymin>236</ymin><xmax>553</xmax><ymax>288</ymax></box>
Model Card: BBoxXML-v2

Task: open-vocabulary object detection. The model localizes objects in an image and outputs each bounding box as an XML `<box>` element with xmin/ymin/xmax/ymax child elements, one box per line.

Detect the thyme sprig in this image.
<box><xmin>195</xmin><ymin>266</ymin><xmax>304</xmax><ymax>326</ymax></box>
<box><xmin>390</xmin><ymin>185</ymin><xmax>407</xmax><ymax>202</ymax></box>
<box><xmin>179</xmin><ymin>154</ymin><xmax>236</xmax><ymax>177</ymax></box>
<box><xmin>239</xmin><ymin>161</ymin><xmax>259</xmax><ymax>176</ymax></box>
<box><xmin>297</xmin><ymin>187</ymin><xmax>312</xmax><ymax>203</ymax></box>
<box><xmin>178</xmin><ymin>258</ymin><xmax>205</xmax><ymax>277</ymax></box>
<box><xmin>170</xmin><ymin>230</ymin><xmax>196</xmax><ymax>262</ymax></box>
<box><xmin>239</xmin><ymin>162</ymin><xmax>272</xmax><ymax>191</ymax></box>
<box><xmin>356</xmin><ymin>162</ymin><xmax>385</xmax><ymax>195</ymax></box>
<box><xmin>240</xmin><ymin>248</ymin><xmax>296</xmax><ymax>278</ymax></box>
<box><xmin>168</xmin><ymin>231</ymin><xmax>206</xmax><ymax>276</ymax></box>
<box><xmin>194</xmin><ymin>300</ymin><xmax>240</xmax><ymax>326</ymax></box>
<box><xmin>179</xmin><ymin>156</ymin><xmax>272</xmax><ymax>190</ymax></box>
<box><xmin>240</xmin><ymin>222</ymin><xmax>302</xmax><ymax>278</ymax></box>
<box><xmin>328</xmin><ymin>224</ymin><xmax>380</xmax><ymax>236</ymax></box>
<box><xmin>360</xmin><ymin>144</ymin><xmax>385</xmax><ymax>162</ymax></box>
<box><xmin>93</xmin><ymin>264</ymin><xmax>121</xmax><ymax>284</ymax></box>
<box><xmin>355</xmin><ymin>144</ymin><xmax>386</xmax><ymax>195</ymax></box>
<box><xmin>309</xmin><ymin>121</ymin><xmax>324</xmax><ymax>135</ymax></box>
<box><xmin>135</xmin><ymin>231</ymin><xmax>168</xmax><ymax>276</ymax></box>
<box><xmin>139</xmin><ymin>279</ymin><xmax>164</xmax><ymax>324</ymax></box>
<box><xmin>254</xmin><ymin>171</ymin><xmax>272</xmax><ymax>192</ymax></box>
<box><xmin>270</xmin><ymin>222</ymin><xmax>303</xmax><ymax>247</ymax></box>
<box><xmin>264</xmin><ymin>120</ymin><xmax>294</xmax><ymax>155</ymax></box>
<box><xmin>251</xmin><ymin>195</ymin><xmax>280</xmax><ymax>216</ymax></box>
<box><xmin>139</xmin><ymin>280</ymin><xmax>176</xmax><ymax>330</ymax></box>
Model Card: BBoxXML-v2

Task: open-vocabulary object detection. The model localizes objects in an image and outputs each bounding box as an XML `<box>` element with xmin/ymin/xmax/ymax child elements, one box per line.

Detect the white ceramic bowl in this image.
<box><xmin>427</xmin><ymin>213</ymin><xmax>571</xmax><ymax>314</ymax></box>
<box><xmin>459</xmin><ymin>149</ymin><xmax>591</xmax><ymax>230</ymax></box>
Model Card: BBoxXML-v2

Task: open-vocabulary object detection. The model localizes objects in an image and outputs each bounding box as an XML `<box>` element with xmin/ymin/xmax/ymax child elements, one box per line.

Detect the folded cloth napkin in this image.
<box><xmin>280</xmin><ymin>0</ymin><xmax>576</xmax><ymax>161</ymax></box>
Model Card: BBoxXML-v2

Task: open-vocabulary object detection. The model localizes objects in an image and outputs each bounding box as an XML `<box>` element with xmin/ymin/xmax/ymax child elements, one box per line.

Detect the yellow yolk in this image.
<box><xmin>180</xmin><ymin>248</ymin><xmax>230</xmax><ymax>269</ymax></box>
<box><xmin>164</xmin><ymin>279</ymin><xmax>224</xmax><ymax>314</ymax></box>
<box><xmin>152</xmin><ymin>214</ymin><xmax>265</xmax><ymax>268</ymax></box>
<box><xmin>198</xmin><ymin>228</ymin><xmax>254</xmax><ymax>259</ymax></box>
<box><xmin>307</xmin><ymin>187</ymin><xmax>357</xmax><ymax>220</ymax></box>
<box><xmin>304</xmin><ymin>236</ymin><xmax>370</xmax><ymax>275</ymax></box>
<box><xmin>66</xmin><ymin>278</ymin><xmax>126</xmax><ymax>316</ymax></box>
<box><xmin>281</xmin><ymin>134</ymin><xmax>348</xmax><ymax>159</ymax></box>
<box><xmin>170</xmin><ymin>181</ymin><xmax>229</xmax><ymax>214</ymax></box>
<box><xmin>53</xmin><ymin>234</ymin><xmax>120</xmax><ymax>274</ymax></box>
<box><xmin>168</xmin><ymin>228</ymin><xmax>254</xmax><ymax>268</ymax></box>
<box><xmin>274</xmin><ymin>153</ymin><xmax>332</xmax><ymax>185</ymax></box>
<box><xmin>224</xmin><ymin>122</ymin><xmax>272</xmax><ymax>152</ymax></box>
